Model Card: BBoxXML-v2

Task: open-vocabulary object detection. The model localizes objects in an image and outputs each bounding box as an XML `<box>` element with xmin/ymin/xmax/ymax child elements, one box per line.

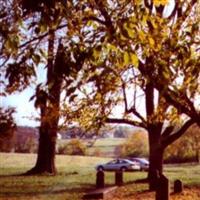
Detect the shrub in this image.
<box><xmin>164</xmin><ymin>124</ymin><xmax>200</xmax><ymax>163</ymax></box>
<box><xmin>57</xmin><ymin>139</ymin><xmax>86</xmax><ymax>156</ymax></box>
<box><xmin>118</xmin><ymin>130</ymin><xmax>149</xmax><ymax>157</ymax></box>
<box><xmin>15</xmin><ymin>137</ymin><xmax>37</xmax><ymax>153</ymax></box>
<box><xmin>92</xmin><ymin>148</ymin><xmax>101</xmax><ymax>157</ymax></box>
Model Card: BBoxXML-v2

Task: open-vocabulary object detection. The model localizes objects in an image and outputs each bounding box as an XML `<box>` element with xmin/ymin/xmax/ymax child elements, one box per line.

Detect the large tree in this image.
<box><xmin>0</xmin><ymin>0</ymin><xmax>95</xmax><ymax>174</ymax></box>
<box><xmin>63</xmin><ymin>0</ymin><xmax>200</xmax><ymax>189</ymax></box>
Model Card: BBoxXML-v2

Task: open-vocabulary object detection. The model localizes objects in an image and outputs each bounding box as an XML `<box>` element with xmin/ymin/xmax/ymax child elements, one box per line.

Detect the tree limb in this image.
<box><xmin>19</xmin><ymin>23</ymin><xmax>68</xmax><ymax>49</ymax></box>
<box><xmin>161</xmin><ymin>119</ymin><xmax>195</xmax><ymax>148</ymax></box>
<box><xmin>94</xmin><ymin>0</ymin><xmax>115</xmax><ymax>35</ymax></box>
<box><xmin>82</xmin><ymin>16</ymin><xmax>106</xmax><ymax>26</ymax></box>
<box><xmin>168</xmin><ymin>0</ymin><xmax>197</xmax><ymax>23</ymax></box>
<box><xmin>106</xmin><ymin>118</ymin><xmax>146</xmax><ymax>129</ymax></box>
<box><xmin>162</xmin><ymin>125</ymin><xmax>175</xmax><ymax>138</ymax></box>
<box><xmin>163</xmin><ymin>89</ymin><xmax>199</xmax><ymax>122</ymax></box>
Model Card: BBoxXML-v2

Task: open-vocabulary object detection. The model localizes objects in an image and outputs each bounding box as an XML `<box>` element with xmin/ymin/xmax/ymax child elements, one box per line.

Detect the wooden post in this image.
<box><xmin>156</xmin><ymin>174</ymin><xmax>170</xmax><ymax>200</ymax></box>
<box><xmin>96</xmin><ymin>170</ymin><xmax>105</xmax><ymax>188</ymax></box>
<box><xmin>115</xmin><ymin>171</ymin><xmax>123</xmax><ymax>186</ymax></box>
<box><xmin>174</xmin><ymin>179</ymin><xmax>183</xmax><ymax>193</ymax></box>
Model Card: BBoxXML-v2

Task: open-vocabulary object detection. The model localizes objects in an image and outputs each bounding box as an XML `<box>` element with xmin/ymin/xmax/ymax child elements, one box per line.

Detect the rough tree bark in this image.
<box><xmin>148</xmin><ymin>128</ymin><xmax>164</xmax><ymax>190</ymax></box>
<box><xmin>26</xmin><ymin>31</ymin><xmax>63</xmax><ymax>175</ymax></box>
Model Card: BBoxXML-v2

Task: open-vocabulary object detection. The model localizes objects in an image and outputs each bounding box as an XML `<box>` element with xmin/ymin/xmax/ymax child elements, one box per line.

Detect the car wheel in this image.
<box><xmin>120</xmin><ymin>166</ymin><xmax>127</xmax><ymax>172</ymax></box>
<box><xmin>97</xmin><ymin>166</ymin><xmax>104</xmax><ymax>171</ymax></box>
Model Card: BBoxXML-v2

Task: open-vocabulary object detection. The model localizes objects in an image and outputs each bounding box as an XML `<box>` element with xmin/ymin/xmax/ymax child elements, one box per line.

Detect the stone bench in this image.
<box><xmin>83</xmin><ymin>186</ymin><xmax>117</xmax><ymax>199</ymax></box>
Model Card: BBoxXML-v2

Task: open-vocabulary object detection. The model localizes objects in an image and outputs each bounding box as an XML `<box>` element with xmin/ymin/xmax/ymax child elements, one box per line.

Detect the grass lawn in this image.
<box><xmin>0</xmin><ymin>153</ymin><xmax>200</xmax><ymax>200</ymax></box>
<box><xmin>58</xmin><ymin>138</ymin><xmax>126</xmax><ymax>156</ymax></box>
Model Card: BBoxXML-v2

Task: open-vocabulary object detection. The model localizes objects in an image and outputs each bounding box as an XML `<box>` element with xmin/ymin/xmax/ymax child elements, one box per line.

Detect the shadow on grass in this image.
<box><xmin>0</xmin><ymin>174</ymin><xmax>24</xmax><ymax>178</ymax></box>
<box><xmin>0</xmin><ymin>183</ymin><xmax>94</xmax><ymax>197</ymax></box>
<box><xmin>125</xmin><ymin>178</ymin><xmax>149</xmax><ymax>185</ymax></box>
<box><xmin>0</xmin><ymin>171</ymin><xmax>79</xmax><ymax>178</ymax></box>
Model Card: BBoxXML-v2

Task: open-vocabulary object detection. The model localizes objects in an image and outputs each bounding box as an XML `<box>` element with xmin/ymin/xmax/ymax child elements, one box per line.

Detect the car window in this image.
<box><xmin>108</xmin><ymin>160</ymin><xmax>117</xmax><ymax>165</ymax></box>
<box><xmin>121</xmin><ymin>160</ymin><xmax>127</xmax><ymax>164</ymax></box>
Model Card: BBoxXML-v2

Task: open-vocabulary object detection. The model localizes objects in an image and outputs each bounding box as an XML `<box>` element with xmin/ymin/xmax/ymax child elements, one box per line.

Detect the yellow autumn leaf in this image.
<box><xmin>107</xmin><ymin>43</ymin><xmax>118</xmax><ymax>52</ymax></box>
<box><xmin>123</xmin><ymin>51</ymin><xmax>138</xmax><ymax>67</ymax></box>
<box><xmin>138</xmin><ymin>31</ymin><xmax>146</xmax><ymax>41</ymax></box>
<box><xmin>124</xmin><ymin>23</ymin><xmax>135</xmax><ymax>38</ymax></box>
<box><xmin>123</xmin><ymin>51</ymin><xmax>129</xmax><ymax>65</ymax></box>
<box><xmin>153</xmin><ymin>0</ymin><xmax>169</xmax><ymax>6</ymax></box>
<box><xmin>149</xmin><ymin>37</ymin><xmax>155</xmax><ymax>48</ymax></box>
<box><xmin>92</xmin><ymin>48</ymin><xmax>101</xmax><ymax>60</ymax></box>
<box><xmin>130</xmin><ymin>53</ymin><xmax>139</xmax><ymax>67</ymax></box>
<box><xmin>127</xmin><ymin>28</ymin><xmax>135</xmax><ymax>38</ymax></box>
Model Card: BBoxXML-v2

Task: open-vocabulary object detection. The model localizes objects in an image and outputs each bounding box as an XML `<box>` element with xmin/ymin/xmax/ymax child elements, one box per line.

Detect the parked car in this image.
<box><xmin>96</xmin><ymin>159</ymin><xmax>141</xmax><ymax>172</ymax></box>
<box><xmin>128</xmin><ymin>157</ymin><xmax>149</xmax><ymax>171</ymax></box>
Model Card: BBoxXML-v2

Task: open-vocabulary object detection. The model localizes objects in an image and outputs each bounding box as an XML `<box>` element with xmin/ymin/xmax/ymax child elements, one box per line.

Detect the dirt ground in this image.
<box><xmin>111</xmin><ymin>186</ymin><xmax>200</xmax><ymax>200</ymax></box>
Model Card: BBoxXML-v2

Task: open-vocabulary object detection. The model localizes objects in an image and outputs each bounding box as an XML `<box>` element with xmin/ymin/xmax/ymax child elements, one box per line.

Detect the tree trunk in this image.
<box><xmin>25</xmin><ymin>124</ymin><xmax>57</xmax><ymax>175</ymax></box>
<box><xmin>148</xmin><ymin>128</ymin><xmax>164</xmax><ymax>190</ymax></box>
<box><xmin>25</xmin><ymin>31</ymin><xmax>63</xmax><ymax>175</ymax></box>
<box><xmin>25</xmin><ymin>95</ymin><xmax>60</xmax><ymax>175</ymax></box>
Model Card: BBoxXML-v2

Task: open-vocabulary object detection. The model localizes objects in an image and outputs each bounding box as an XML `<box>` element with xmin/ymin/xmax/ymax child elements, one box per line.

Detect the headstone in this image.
<box><xmin>156</xmin><ymin>174</ymin><xmax>170</xmax><ymax>200</ymax></box>
<box><xmin>83</xmin><ymin>186</ymin><xmax>117</xmax><ymax>199</ymax></box>
<box><xmin>115</xmin><ymin>171</ymin><xmax>123</xmax><ymax>186</ymax></box>
<box><xmin>174</xmin><ymin>179</ymin><xmax>183</xmax><ymax>193</ymax></box>
<box><xmin>96</xmin><ymin>170</ymin><xmax>105</xmax><ymax>188</ymax></box>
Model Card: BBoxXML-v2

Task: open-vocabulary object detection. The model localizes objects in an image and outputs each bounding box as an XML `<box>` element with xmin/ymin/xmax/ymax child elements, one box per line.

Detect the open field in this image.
<box><xmin>58</xmin><ymin>138</ymin><xmax>126</xmax><ymax>157</ymax></box>
<box><xmin>0</xmin><ymin>153</ymin><xmax>200</xmax><ymax>200</ymax></box>
<box><xmin>86</xmin><ymin>138</ymin><xmax>125</xmax><ymax>156</ymax></box>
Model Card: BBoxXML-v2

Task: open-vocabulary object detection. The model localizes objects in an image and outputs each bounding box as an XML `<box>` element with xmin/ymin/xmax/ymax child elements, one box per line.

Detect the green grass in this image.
<box><xmin>164</xmin><ymin>163</ymin><xmax>200</xmax><ymax>186</ymax></box>
<box><xmin>92</xmin><ymin>138</ymin><xmax>126</xmax><ymax>146</ymax></box>
<box><xmin>0</xmin><ymin>153</ymin><xmax>145</xmax><ymax>200</ymax></box>
<box><xmin>0</xmin><ymin>153</ymin><xmax>200</xmax><ymax>200</ymax></box>
<box><xmin>58</xmin><ymin>138</ymin><xmax>125</xmax><ymax>156</ymax></box>
<box><xmin>87</xmin><ymin>138</ymin><xmax>125</xmax><ymax>156</ymax></box>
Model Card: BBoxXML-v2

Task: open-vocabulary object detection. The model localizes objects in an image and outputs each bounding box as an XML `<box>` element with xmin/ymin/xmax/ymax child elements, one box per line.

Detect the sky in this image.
<box><xmin>1</xmin><ymin>86</ymin><xmax>40</xmax><ymax>127</ymax></box>
<box><xmin>1</xmin><ymin>64</ymin><xmax>46</xmax><ymax>127</ymax></box>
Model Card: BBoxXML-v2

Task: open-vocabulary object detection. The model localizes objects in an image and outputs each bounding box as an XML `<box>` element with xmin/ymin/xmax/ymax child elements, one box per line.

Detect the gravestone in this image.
<box><xmin>83</xmin><ymin>186</ymin><xmax>117</xmax><ymax>199</ymax></box>
<box><xmin>96</xmin><ymin>170</ymin><xmax>105</xmax><ymax>188</ymax></box>
<box><xmin>115</xmin><ymin>171</ymin><xmax>123</xmax><ymax>186</ymax></box>
<box><xmin>174</xmin><ymin>179</ymin><xmax>183</xmax><ymax>193</ymax></box>
<box><xmin>156</xmin><ymin>174</ymin><xmax>169</xmax><ymax>200</ymax></box>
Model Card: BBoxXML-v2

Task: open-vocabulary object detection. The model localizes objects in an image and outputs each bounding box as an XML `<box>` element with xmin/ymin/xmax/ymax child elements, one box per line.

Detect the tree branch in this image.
<box><xmin>161</xmin><ymin>119</ymin><xmax>195</xmax><ymax>148</ymax></box>
<box><xmin>162</xmin><ymin>125</ymin><xmax>175</xmax><ymax>138</ymax></box>
<box><xmin>122</xmin><ymin>82</ymin><xmax>129</xmax><ymax>113</ymax></box>
<box><xmin>144</xmin><ymin>0</ymin><xmax>153</xmax><ymax>13</ymax></box>
<box><xmin>19</xmin><ymin>23</ymin><xmax>68</xmax><ymax>49</ymax></box>
<box><xmin>121</xmin><ymin>78</ymin><xmax>146</xmax><ymax>124</ymax></box>
<box><xmin>83</xmin><ymin>16</ymin><xmax>106</xmax><ymax>26</ymax></box>
<box><xmin>163</xmin><ymin>89</ymin><xmax>199</xmax><ymax>122</ymax></box>
<box><xmin>94</xmin><ymin>0</ymin><xmax>115</xmax><ymax>35</ymax></box>
<box><xmin>168</xmin><ymin>0</ymin><xmax>197</xmax><ymax>22</ymax></box>
<box><xmin>106</xmin><ymin>118</ymin><xmax>146</xmax><ymax>129</ymax></box>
